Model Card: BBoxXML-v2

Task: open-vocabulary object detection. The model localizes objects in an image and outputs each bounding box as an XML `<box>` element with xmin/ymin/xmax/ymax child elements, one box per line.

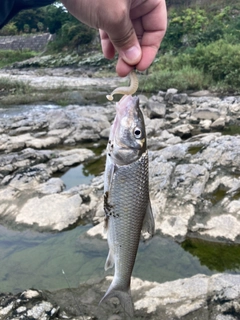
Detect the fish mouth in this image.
<box><xmin>116</xmin><ymin>95</ymin><xmax>139</xmax><ymax>117</ymax></box>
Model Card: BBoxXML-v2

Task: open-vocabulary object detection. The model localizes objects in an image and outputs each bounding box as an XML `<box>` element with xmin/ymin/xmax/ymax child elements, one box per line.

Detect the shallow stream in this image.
<box><xmin>1</xmin><ymin>156</ymin><xmax>240</xmax><ymax>294</ymax></box>
<box><xmin>0</xmin><ymin>224</ymin><xmax>213</xmax><ymax>294</ymax></box>
<box><xmin>0</xmin><ymin>103</ymin><xmax>240</xmax><ymax>294</ymax></box>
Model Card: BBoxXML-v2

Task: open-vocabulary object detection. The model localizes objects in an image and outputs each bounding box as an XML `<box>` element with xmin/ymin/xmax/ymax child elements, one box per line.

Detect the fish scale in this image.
<box><xmin>108</xmin><ymin>152</ymin><xmax>149</xmax><ymax>287</ymax></box>
<box><xmin>100</xmin><ymin>95</ymin><xmax>154</xmax><ymax>317</ymax></box>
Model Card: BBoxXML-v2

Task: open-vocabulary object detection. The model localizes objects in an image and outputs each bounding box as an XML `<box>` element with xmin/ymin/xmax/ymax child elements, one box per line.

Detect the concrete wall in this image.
<box><xmin>0</xmin><ymin>33</ymin><xmax>53</xmax><ymax>52</ymax></box>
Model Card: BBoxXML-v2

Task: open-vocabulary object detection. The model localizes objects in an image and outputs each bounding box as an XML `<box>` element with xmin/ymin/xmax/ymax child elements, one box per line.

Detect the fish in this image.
<box><xmin>100</xmin><ymin>94</ymin><xmax>155</xmax><ymax>317</ymax></box>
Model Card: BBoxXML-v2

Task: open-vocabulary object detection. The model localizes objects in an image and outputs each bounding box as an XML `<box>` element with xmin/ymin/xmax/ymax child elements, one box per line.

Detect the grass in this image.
<box><xmin>0</xmin><ymin>49</ymin><xmax>37</xmax><ymax>68</ymax></box>
<box><xmin>0</xmin><ymin>77</ymin><xmax>31</xmax><ymax>94</ymax></box>
<box><xmin>140</xmin><ymin>65</ymin><xmax>212</xmax><ymax>93</ymax></box>
<box><xmin>0</xmin><ymin>76</ymin><xmax>69</xmax><ymax>105</ymax></box>
<box><xmin>139</xmin><ymin>44</ymin><xmax>240</xmax><ymax>94</ymax></box>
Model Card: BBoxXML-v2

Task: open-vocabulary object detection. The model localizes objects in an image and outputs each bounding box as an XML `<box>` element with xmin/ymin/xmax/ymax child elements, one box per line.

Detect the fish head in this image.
<box><xmin>109</xmin><ymin>95</ymin><xmax>146</xmax><ymax>166</ymax></box>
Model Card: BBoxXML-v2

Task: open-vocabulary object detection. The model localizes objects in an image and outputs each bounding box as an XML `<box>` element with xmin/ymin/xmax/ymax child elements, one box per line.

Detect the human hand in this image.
<box><xmin>61</xmin><ymin>0</ymin><xmax>167</xmax><ymax>77</ymax></box>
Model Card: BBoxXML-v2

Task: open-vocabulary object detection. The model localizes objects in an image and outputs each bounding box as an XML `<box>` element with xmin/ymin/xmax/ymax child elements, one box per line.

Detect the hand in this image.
<box><xmin>61</xmin><ymin>0</ymin><xmax>167</xmax><ymax>77</ymax></box>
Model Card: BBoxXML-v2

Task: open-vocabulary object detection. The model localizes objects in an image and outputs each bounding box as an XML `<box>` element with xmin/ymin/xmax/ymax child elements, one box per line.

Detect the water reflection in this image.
<box><xmin>58</xmin><ymin>164</ymin><xmax>95</xmax><ymax>189</ymax></box>
<box><xmin>182</xmin><ymin>238</ymin><xmax>240</xmax><ymax>273</ymax></box>
<box><xmin>222</xmin><ymin>125</ymin><xmax>240</xmax><ymax>136</ymax></box>
<box><xmin>0</xmin><ymin>104</ymin><xmax>60</xmax><ymax>118</ymax></box>
<box><xmin>0</xmin><ymin>225</ymin><xmax>216</xmax><ymax>294</ymax></box>
<box><xmin>53</xmin><ymin>141</ymin><xmax>107</xmax><ymax>190</ymax></box>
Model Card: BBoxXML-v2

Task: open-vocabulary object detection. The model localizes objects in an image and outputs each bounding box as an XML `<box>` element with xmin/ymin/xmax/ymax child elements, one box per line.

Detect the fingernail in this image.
<box><xmin>122</xmin><ymin>46</ymin><xmax>141</xmax><ymax>64</ymax></box>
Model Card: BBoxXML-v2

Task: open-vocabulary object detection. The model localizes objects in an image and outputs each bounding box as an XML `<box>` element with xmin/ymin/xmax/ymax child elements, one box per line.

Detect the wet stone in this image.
<box><xmin>146</xmin><ymin>100</ymin><xmax>166</xmax><ymax>119</ymax></box>
<box><xmin>1</xmin><ymin>69</ymin><xmax>240</xmax><ymax>318</ymax></box>
<box><xmin>193</xmin><ymin>108</ymin><xmax>221</xmax><ymax>121</ymax></box>
<box><xmin>172</xmin><ymin>93</ymin><xmax>188</xmax><ymax>104</ymax></box>
<box><xmin>165</xmin><ymin>88</ymin><xmax>178</xmax><ymax>101</ymax></box>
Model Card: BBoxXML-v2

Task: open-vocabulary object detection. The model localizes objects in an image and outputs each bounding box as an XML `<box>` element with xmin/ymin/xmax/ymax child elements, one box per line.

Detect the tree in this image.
<box><xmin>0</xmin><ymin>22</ymin><xmax>18</xmax><ymax>35</ymax></box>
<box><xmin>43</xmin><ymin>4</ymin><xmax>69</xmax><ymax>34</ymax></box>
<box><xmin>12</xmin><ymin>8</ymin><xmax>46</xmax><ymax>32</ymax></box>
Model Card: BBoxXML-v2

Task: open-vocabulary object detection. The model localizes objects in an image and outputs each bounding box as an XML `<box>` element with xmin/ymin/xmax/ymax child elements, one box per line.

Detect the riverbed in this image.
<box><xmin>1</xmin><ymin>69</ymin><xmax>240</xmax><ymax>318</ymax></box>
<box><xmin>0</xmin><ymin>103</ymin><xmax>239</xmax><ymax>294</ymax></box>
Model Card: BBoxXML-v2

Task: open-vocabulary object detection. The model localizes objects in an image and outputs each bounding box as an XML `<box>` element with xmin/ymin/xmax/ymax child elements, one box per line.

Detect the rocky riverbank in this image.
<box><xmin>1</xmin><ymin>273</ymin><xmax>240</xmax><ymax>320</ymax></box>
<box><xmin>1</xmin><ymin>84</ymin><xmax>240</xmax><ymax>241</ymax></box>
<box><xmin>0</xmin><ymin>67</ymin><xmax>123</xmax><ymax>106</ymax></box>
<box><xmin>0</xmin><ymin>69</ymin><xmax>240</xmax><ymax>319</ymax></box>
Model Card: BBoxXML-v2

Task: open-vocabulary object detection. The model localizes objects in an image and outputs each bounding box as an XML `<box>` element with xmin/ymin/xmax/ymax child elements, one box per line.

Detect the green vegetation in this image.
<box><xmin>145</xmin><ymin>3</ymin><xmax>240</xmax><ymax>93</ymax></box>
<box><xmin>0</xmin><ymin>3</ymin><xmax>96</xmax><ymax>51</ymax></box>
<box><xmin>0</xmin><ymin>77</ymin><xmax>30</xmax><ymax>94</ymax></box>
<box><xmin>0</xmin><ymin>77</ymin><xmax>71</xmax><ymax>106</ymax></box>
<box><xmin>0</xmin><ymin>1</ymin><xmax>240</xmax><ymax>94</ymax></box>
<box><xmin>47</xmin><ymin>16</ymin><xmax>96</xmax><ymax>53</ymax></box>
<box><xmin>142</xmin><ymin>63</ymin><xmax>212</xmax><ymax>92</ymax></box>
<box><xmin>0</xmin><ymin>50</ymin><xmax>37</xmax><ymax>68</ymax></box>
<box><xmin>182</xmin><ymin>238</ymin><xmax>240</xmax><ymax>272</ymax></box>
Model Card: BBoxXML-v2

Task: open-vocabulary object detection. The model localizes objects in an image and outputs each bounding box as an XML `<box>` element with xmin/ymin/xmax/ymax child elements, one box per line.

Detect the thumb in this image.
<box><xmin>106</xmin><ymin>14</ymin><xmax>141</xmax><ymax>66</ymax></box>
<box><xmin>118</xmin><ymin>43</ymin><xmax>142</xmax><ymax>66</ymax></box>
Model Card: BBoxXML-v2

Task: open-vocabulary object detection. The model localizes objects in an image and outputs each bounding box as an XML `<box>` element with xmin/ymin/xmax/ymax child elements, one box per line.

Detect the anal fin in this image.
<box><xmin>104</xmin><ymin>249</ymin><xmax>114</xmax><ymax>270</ymax></box>
<box><xmin>142</xmin><ymin>200</ymin><xmax>155</xmax><ymax>236</ymax></box>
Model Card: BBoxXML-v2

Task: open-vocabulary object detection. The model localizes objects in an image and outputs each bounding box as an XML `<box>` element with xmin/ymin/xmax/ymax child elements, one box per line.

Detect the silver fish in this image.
<box><xmin>100</xmin><ymin>95</ymin><xmax>155</xmax><ymax>317</ymax></box>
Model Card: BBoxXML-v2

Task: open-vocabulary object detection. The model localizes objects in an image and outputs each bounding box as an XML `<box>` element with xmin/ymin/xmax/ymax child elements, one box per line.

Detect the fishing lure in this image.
<box><xmin>106</xmin><ymin>71</ymin><xmax>139</xmax><ymax>101</ymax></box>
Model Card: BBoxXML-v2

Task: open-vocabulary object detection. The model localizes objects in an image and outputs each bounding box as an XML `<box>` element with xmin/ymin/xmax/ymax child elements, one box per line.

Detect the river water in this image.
<box><xmin>0</xmin><ymin>224</ymin><xmax>215</xmax><ymax>294</ymax></box>
<box><xmin>0</xmin><ymin>103</ymin><xmax>240</xmax><ymax>294</ymax></box>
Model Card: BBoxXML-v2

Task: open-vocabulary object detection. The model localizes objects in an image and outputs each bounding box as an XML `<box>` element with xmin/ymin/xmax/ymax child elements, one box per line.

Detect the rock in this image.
<box><xmin>16</xmin><ymin>193</ymin><xmax>82</xmax><ymax>230</ymax></box>
<box><xmin>1</xmin><ymin>76</ymin><xmax>240</xmax><ymax>241</ymax></box>
<box><xmin>223</xmin><ymin>96</ymin><xmax>236</xmax><ymax>104</ymax></box>
<box><xmin>145</xmin><ymin>118</ymin><xmax>165</xmax><ymax>137</ymax></box>
<box><xmin>229</xmin><ymin>104</ymin><xmax>240</xmax><ymax>114</ymax></box>
<box><xmin>166</xmin><ymin>111</ymin><xmax>179</xmax><ymax>120</ymax></box>
<box><xmin>36</xmin><ymin>177</ymin><xmax>64</xmax><ymax>194</ymax></box>
<box><xmin>48</xmin><ymin>148</ymin><xmax>94</xmax><ymax>172</ymax></box>
<box><xmin>227</xmin><ymin>200</ymin><xmax>240</xmax><ymax>214</ymax></box>
<box><xmin>158</xmin><ymin>203</ymin><xmax>195</xmax><ymax>239</ymax></box>
<box><xmin>147</xmin><ymin>134</ymin><xmax>240</xmax><ymax>242</ymax></box>
<box><xmin>27</xmin><ymin>136</ymin><xmax>61</xmax><ymax>149</ymax></box>
<box><xmin>169</xmin><ymin>124</ymin><xmax>194</xmax><ymax>138</ymax></box>
<box><xmin>1</xmin><ymin>73</ymin><xmax>240</xmax><ymax>319</ymax></box>
<box><xmin>133</xmin><ymin>274</ymin><xmax>240</xmax><ymax>319</ymax></box>
<box><xmin>190</xmin><ymin>90</ymin><xmax>215</xmax><ymax>97</ymax></box>
<box><xmin>165</xmin><ymin>88</ymin><xmax>178</xmax><ymax>101</ymax></box>
<box><xmin>193</xmin><ymin>108</ymin><xmax>221</xmax><ymax>121</ymax></box>
<box><xmin>211</xmin><ymin>117</ymin><xmax>226</xmax><ymax>129</ymax></box>
<box><xmin>66</xmin><ymin>90</ymin><xmax>86</xmax><ymax>104</ymax></box>
<box><xmin>138</xmin><ymin>94</ymin><xmax>149</xmax><ymax>108</ymax></box>
<box><xmin>170</xmin><ymin>117</ymin><xmax>180</xmax><ymax>124</ymax></box>
<box><xmin>48</xmin><ymin>109</ymin><xmax>72</xmax><ymax>130</ymax></box>
<box><xmin>146</xmin><ymin>100</ymin><xmax>166</xmax><ymax>119</ymax></box>
<box><xmin>158</xmin><ymin>90</ymin><xmax>166</xmax><ymax>98</ymax></box>
<box><xmin>172</xmin><ymin>93</ymin><xmax>188</xmax><ymax>104</ymax></box>
<box><xmin>166</xmin><ymin>136</ymin><xmax>182</xmax><ymax>144</ymax></box>
<box><xmin>22</xmin><ymin>289</ymin><xmax>41</xmax><ymax>299</ymax></box>
<box><xmin>0</xmin><ymin>289</ymin><xmax>59</xmax><ymax>320</ymax></box>
<box><xmin>1</xmin><ymin>273</ymin><xmax>240</xmax><ymax>319</ymax></box>
<box><xmin>200</xmin><ymin>119</ymin><xmax>212</xmax><ymax>130</ymax></box>
<box><xmin>198</xmin><ymin>214</ymin><xmax>240</xmax><ymax>241</ymax></box>
<box><xmin>100</xmin><ymin>127</ymin><xmax>110</xmax><ymax>139</ymax></box>
<box><xmin>86</xmin><ymin>221</ymin><xmax>106</xmax><ymax>239</ymax></box>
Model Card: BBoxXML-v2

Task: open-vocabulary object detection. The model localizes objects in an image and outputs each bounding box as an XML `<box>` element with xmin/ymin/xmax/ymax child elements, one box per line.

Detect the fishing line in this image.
<box><xmin>61</xmin><ymin>269</ymin><xmax>82</xmax><ymax>316</ymax></box>
<box><xmin>139</xmin><ymin>69</ymin><xmax>149</xmax><ymax>96</ymax></box>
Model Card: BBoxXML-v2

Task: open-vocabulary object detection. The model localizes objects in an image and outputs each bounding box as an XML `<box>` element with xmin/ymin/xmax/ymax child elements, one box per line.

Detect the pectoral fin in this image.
<box><xmin>104</xmin><ymin>249</ymin><xmax>115</xmax><ymax>270</ymax></box>
<box><xmin>103</xmin><ymin>216</ymin><xmax>108</xmax><ymax>233</ymax></box>
<box><xmin>142</xmin><ymin>200</ymin><xmax>155</xmax><ymax>236</ymax></box>
<box><xmin>104</xmin><ymin>155</ymin><xmax>115</xmax><ymax>193</ymax></box>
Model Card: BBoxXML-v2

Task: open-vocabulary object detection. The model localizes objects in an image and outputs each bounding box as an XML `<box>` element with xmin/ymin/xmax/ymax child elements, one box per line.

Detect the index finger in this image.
<box><xmin>131</xmin><ymin>0</ymin><xmax>167</xmax><ymax>70</ymax></box>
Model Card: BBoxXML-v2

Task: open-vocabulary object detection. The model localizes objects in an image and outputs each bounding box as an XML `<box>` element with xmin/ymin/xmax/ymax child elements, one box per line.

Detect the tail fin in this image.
<box><xmin>99</xmin><ymin>283</ymin><xmax>134</xmax><ymax>318</ymax></box>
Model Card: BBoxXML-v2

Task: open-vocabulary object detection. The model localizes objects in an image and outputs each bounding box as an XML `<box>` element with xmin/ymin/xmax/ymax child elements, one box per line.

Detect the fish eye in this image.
<box><xmin>134</xmin><ymin>127</ymin><xmax>142</xmax><ymax>139</ymax></box>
